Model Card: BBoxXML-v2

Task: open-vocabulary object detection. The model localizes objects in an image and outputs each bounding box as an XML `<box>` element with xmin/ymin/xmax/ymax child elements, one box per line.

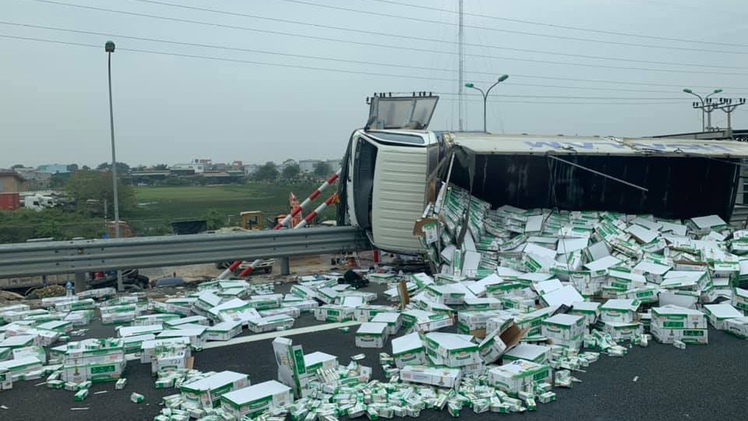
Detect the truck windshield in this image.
<box><xmin>367</xmin><ymin>132</ymin><xmax>425</xmax><ymax>145</ymax></box>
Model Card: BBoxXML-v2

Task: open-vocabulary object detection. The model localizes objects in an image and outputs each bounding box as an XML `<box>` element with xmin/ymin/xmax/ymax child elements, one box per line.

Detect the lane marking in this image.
<box><xmin>203</xmin><ymin>320</ymin><xmax>362</xmax><ymax>349</ymax></box>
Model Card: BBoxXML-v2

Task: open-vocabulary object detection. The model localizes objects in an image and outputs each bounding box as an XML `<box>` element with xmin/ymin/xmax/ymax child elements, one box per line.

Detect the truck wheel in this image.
<box><xmin>264</xmin><ymin>267</ymin><xmax>272</xmax><ymax>274</ymax></box>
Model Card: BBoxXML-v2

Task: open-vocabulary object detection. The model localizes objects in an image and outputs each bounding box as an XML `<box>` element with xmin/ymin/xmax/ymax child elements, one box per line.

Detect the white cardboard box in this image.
<box><xmin>205</xmin><ymin>321</ymin><xmax>243</xmax><ymax>341</ymax></box>
<box><xmin>180</xmin><ymin>370</ymin><xmax>250</xmax><ymax>409</ymax></box>
<box><xmin>399</xmin><ymin>365</ymin><xmax>461</xmax><ymax>389</ymax></box>
<box><xmin>370</xmin><ymin>312</ymin><xmax>401</xmax><ymax>336</ymax></box>
<box><xmin>569</xmin><ymin>301</ymin><xmax>600</xmax><ymax>326</ymax></box>
<box><xmin>601</xmin><ymin>321</ymin><xmax>642</xmax><ymax>341</ymax></box>
<box><xmin>725</xmin><ymin>317</ymin><xmax>748</xmax><ymax>338</ymax></box>
<box><xmin>703</xmin><ymin>304</ymin><xmax>743</xmax><ymax>330</ymax></box>
<box><xmin>541</xmin><ymin>314</ymin><xmax>586</xmax><ymax>341</ymax></box>
<box><xmin>424</xmin><ymin>332</ymin><xmax>480</xmax><ymax>367</ymax></box>
<box><xmin>355</xmin><ymin>322</ymin><xmax>388</xmax><ymax>349</ymax></box>
<box><xmin>486</xmin><ymin>360</ymin><xmax>552</xmax><ymax>396</ymax></box>
<box><xmin>478</xmin><ymin>322</ymin><xmax>524</xmax><ymax>364</ymax></box>
<box><xmin>541</xmin><ymin>285</ymin><xmax>584</xmax><ymax>308</ymax></box>
<box><xmin>651</xmin><ymin>324</ymin><xmax>708</xmax><ymax>344</ymax></box>
<box><xmin>651</xmin><ymin>305</ymin><xmax>707</xmax><ymax>330</ymax></box>
<box><xmin>391</xmin><ymin>332</ymin><xmax>427</xmax><ymax>369</ymax></box>
<box><xmin>303</xmin><ymin>351</ymin><xmax>338</xmax><ymax>374</ymax></box>
<box><xmin>502</xmin><ymin>343</ymin><xmax>551</xmax><ymax>364</ymax></box>
<box><xmin>221</xmin><ymin>380</ymin><xmax>293</xmax><ymax>419</ymax></box>
<box><xmin>600</xmin><ymin>299</ymin><xmax>641</xmax><ymax>322</ymax></box>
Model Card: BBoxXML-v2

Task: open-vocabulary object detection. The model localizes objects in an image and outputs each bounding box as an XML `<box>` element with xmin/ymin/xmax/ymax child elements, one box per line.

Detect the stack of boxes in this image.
<box><xmin>651</xmin><ymin>305</ymin><xmax>708</xmax><ymax>344</ymax></box>
<box><xmin>61</xmin><ymin>338</ymin><xmax>126</xmax><ymax>383</ymax></box>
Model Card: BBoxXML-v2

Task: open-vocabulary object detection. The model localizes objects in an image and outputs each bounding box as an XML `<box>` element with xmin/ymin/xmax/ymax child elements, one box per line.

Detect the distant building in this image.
<box><xmin>0</xmin><ymin>170</ymin><xmax>27</xmax><ymax>193</ymax></box>
<box><xmin>14</xmin><ymin>168</ymin><xmax>51</xmax><ymax>189</ymax></box>
<box><xmin>325</xmin><ymin>158</ymin><xmax>341</xmax><ymax>171</ymax></box>
<box><xmin>243</xmin><ymin>164</ymin><xmax>259</xmax><ymax>176</ymax></box>
<box><xmin>299</xmin><ymin>159</ymin><xmax>321</xmax><ymax>173</ymax></box>
<box><xmin>170</xmin><ymin>163</ymin><xmax>205</xmax><ymax>174</ymax></box>
<box><xmin>37</xmin><ymin>164</ymin><xmax>70</xmax><ymax>174</ymax></box>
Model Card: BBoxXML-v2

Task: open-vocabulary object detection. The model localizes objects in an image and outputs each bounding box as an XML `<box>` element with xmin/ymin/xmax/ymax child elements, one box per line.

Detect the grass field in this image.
<box><xmin>127</xmin><ymin>182</ymin><xmax>338</xmax><ymax>234</ymax></box>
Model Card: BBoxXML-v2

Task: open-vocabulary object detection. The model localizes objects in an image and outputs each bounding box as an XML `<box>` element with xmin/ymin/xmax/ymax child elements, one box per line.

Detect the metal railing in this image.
<box><xmin>0</xmin><ymin>226</ymin><xmax>370</xmax><ymax>278</ymax></box>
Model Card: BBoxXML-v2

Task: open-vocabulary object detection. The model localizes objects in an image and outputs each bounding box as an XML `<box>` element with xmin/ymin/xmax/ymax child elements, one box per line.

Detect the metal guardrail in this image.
<box><xmin>0</xmin><ymin>226</ymin><xmax>371</xmax><ymax>278</ymax></box>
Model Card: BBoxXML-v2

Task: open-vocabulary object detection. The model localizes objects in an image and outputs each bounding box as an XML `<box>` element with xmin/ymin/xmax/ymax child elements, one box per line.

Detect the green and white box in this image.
<box><xmin>725</xmin><ymin>317</ymin><xmax>748</xmax><ymax>338</ymax></box>
<box><xmin>569</xmin><ymin>301</ymin><xmax>600</xmax><ymax>326</ymax></box>
<box><xmin>140</xmin><ymin>338</ymin><xmax>191</xmax><ymax>364</ymax></box>
<box><xmin>370</xmin><ymin>312</ymin><xmax>401</xmax><ymax>336</ymax></box>
<box><xmin>0</xmin><ymin>369</ymin><xmax>11</xmax><ymax>390</ymax></box>
<box><xmin>391</xmin><ymin>332</ymin><xmax>427</xmax><ymax>369</ymax></box>
<box><xmin>541</xmin><ymin>314</ymin><xmax>586</xmax><ymax>341</ymax></box>
<box><xmin>12</xmin><ymin>346</ymin><xmax>47</xmax><ymax>364</ymax></box>
<box><xmin>502</xmin><ymin>343</ymin><xmax>551</xmax><ymax>364</ymax></box>
<box><xmin>247</xmin><ymin>315</ymin><xmax>294</xmax><ymax>333</ymax></box>
<box><xmin>123</xmin><ymin>334</ymin><xmax>156</xmax><ymax>354</ymax></box>
<box><xmin>152</xmin><ymin>347</ymin><xmax>189</xmax><ymax>374</ymax></box>
<box><xmin>0</xmin><ymin>356</ymin><xmax>43</xmax><ymax>379</ymax></box>
<box><xmin>220</xmin><ymin>380</ymin><xmax>293</xmax><ymax>420</ymax></box>
<box><xmin>601</xmin><ymin>321</ymin><xmax>642</xmax><ymax>341</ymax></box>
<box><xmin>62</xmin><ymin>360</ymin><xmax>126</xmax><ymax>383</ymax></box>
<box><xmin>0</xmin><ymin>335</ymin><xmax>35</xmax><ymax>349</ymax></box>
<box><xmin>209</xmin><ymin>299</ymin><xmax>261</xmax><ymax>326</ymax></box>
<box><xmin>486</xmin><ymin>360</ymin><xmax>552</xmax><ymax>396</ymax></box>
<box><xmin>399</xmin><ymin>365</ymin><xmax>462</xmax><ymax>389</ymax></box>
<box><xmin>314</xmin><ymin>305</ymin><xmax>354</xmax><ymax>322</ymax></box>
<box><xmin>732</xmin><ymin>288</ymin><xmax>748</xmax><ymax>314</ymax></box>
<box><xmin>194</xmin><ymin>291</ymin><xmax>223</xmax><ymax>314</ymax></box>
<box><xmin>353</xmin><ymin>305</ymin><xmax>397</xmax><ymax>322</ymax></box>
<box><xmin>600</xmin><ymin>299</ymin><xmax>641</xmax><ymax>323</ymax></box>
<box><xmin>134</xmin><ymin>313</ymin><xmax>182</xmax><ymax>327</ymax></box>
<box><xmin>424</xmin><ymin>285</ymin><xmax>466</xmax><ymax>305</ymax></box>
<box><xmin>164</xmin><ymin>315</ymin><xmax>210</xmax><ymax>329</ymax></box>
<box><xmin>457</xmin><ymin>310</ymin><xmax>504</xmax><ymax>337</ymax></box>
<box><xmin>424</xmin><ymin>332</ymin><xmax>481</xmax><ymax>367</ymax></box>
<box><xmin>462</xmin><ymin>296</ymin><xmax>502</xmax><ymax>311</ymax></box>
<box><xmin>651</xmin><ymin>324</ymin><xmax>708</xmax><ymax>344</ymax></box>
<box><xmin>157</xmin><ymin>327</ymin><xmax>207</xmax><ymax>350</ymax></box>
<box><xmin>118</xmin><ymin>324</ymin><xmax>163</xmax><ymax>338</ymax></box>
<box><xmin>205</xmin><ymin>321</ymin><xmax>242</xmax><ymax>341</ymax></box>
<box><xmin>703</xmin><ymin>304</ymin><xmax>743</xmax><ymax>330</ymax></box>
<box><xmin>355</xmin><ymin>322</ymin><xmax>388</xmax><ymax>349</ymax></box>
<box><xmin>651</xmin><ymin>305</ymin><xmax>707</xmax><ymax>330</ymax></box>
<box><xmin>303</xmin><ymin>352</ymin><xmax>338</xmax><ymax>374</ymax></box>
<box><xmin>180</xmin><ymin>370</ymin><xmax>250</xmax><ymax>409</ymax></box>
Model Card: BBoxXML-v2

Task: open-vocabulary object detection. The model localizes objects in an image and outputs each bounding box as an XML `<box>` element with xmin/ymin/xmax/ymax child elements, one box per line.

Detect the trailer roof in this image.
<box><xmin>451</xmin><ymin>132</ymin><xmax>748</xmax><ymax>157</ymax></box>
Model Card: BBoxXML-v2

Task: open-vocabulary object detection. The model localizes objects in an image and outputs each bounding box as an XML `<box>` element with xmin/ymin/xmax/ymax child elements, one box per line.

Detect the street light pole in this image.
<box><xmin>683</xmin><ymin>88</ymin><xmax>722</xmax><ymax>131</ymax></box>
<box><xmin>106</xmin><ymin>40</ymin><xmax>123</xmax><ymax>292</ymax></box>
<box><xmin>465</xmin><ymin>74</ymin><xmax>509</xmax><ymax>133</ymax></box>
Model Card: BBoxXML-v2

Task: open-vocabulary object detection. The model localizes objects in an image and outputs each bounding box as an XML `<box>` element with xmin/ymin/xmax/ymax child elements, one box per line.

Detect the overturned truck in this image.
<box><xmin>337</xmin><ymin>93</ymin><xmax>748</xmax><ymax>255</ymax></box>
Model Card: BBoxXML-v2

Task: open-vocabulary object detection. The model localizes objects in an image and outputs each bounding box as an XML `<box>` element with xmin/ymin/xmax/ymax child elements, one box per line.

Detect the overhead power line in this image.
<box><xmin>272</xmin><ymin>0</ymin><xmax>748</xmax><ymax>55</ymax></box>
<box><xmin>3</xmin><ymin>20</ymin><xmax>741</xmax><ymax>95</ymax></box>
<box><xmin>359</xmin><ymin>0</ymin><xmax>748</xmax><ymax>49</ymax></box>
<box><xmin>19</xmin><ymin>0</ymin><xmax>748</xmax><ymax>76</ymax></box>
<box><xmin>0</xmin><ymin>33</ymin><xmax>690</xmax><ymax>102</ymax></box>
<box><xmin>124</xmin><ymin>0</ymin><xmax>746</xmax><ymax>70</ymax></box>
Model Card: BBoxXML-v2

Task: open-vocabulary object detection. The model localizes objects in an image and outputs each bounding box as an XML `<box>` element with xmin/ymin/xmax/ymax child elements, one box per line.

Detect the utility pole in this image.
<box><xmin>458</xmin><ymin>0</ymin><xmax>464</xmax><ymax>132</ymax></box>
<box><xmin>716</xmin><ymin>97</ymin><xmax>746</xmax><ymax>138</ymax></box>
<box><xmin>106</xmin><ymin>40</ymin><xmax>124</xmax><ymax>293</ymax></box>
<box><xmin>683</xmin><ymin>88</ymin><xmax>722</xmax><ymax>131</ymax></box>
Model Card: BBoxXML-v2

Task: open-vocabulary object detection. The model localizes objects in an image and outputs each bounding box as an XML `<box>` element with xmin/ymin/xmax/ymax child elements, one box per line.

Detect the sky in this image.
<box><xmin>1</xmin><ymin>0</ymin><xmax>748</xmax><ymax>168</ymax></box>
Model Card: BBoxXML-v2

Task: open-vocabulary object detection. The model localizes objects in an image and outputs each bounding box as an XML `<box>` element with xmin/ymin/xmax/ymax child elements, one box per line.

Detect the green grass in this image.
<box><xmin>126</xmin><ymin>182</ymin><xmax>338</xmax><ymax>235</ymax></box>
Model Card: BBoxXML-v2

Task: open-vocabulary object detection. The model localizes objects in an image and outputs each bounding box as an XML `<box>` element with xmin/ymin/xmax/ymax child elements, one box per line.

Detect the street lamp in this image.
<box><xmin>465</xmin><ymin>74</ymin><xmax>509</xmax><ymax>133</ymax></box>
<box><xmin>683</xmin><ymin>88</ymin><xmax>723</xmax><ymax>131</ymax></box>
<box><xmin>106</xmin><ymin>40</ymin><xmax>123</xmax><ymax>292</ymax></box>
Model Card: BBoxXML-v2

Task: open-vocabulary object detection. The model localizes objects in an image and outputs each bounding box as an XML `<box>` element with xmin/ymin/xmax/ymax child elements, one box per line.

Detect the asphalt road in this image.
<box><xmin>3</xmin><ymin>282</ymin><xmax>748</xmax><ymax>421</ymax></box>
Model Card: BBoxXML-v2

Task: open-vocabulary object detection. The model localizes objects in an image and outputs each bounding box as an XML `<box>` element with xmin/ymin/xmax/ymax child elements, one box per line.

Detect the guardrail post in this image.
<box><xmin>279</xmin><ymin>257</ymin><xmax>290</xmax><ymax>276</ymax></box>
<box><xmin>74</xmin><ymin>271</ymin><xmax>86</xmax><ymax>294</ymax></box>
